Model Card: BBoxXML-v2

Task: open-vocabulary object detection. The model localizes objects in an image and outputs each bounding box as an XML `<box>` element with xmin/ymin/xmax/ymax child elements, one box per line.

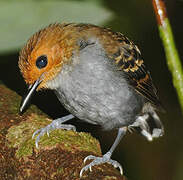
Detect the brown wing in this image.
<box><xmin>105</xmin><ymin>31</ymin><xmax>162</xmax><ymax>108</ymax></box>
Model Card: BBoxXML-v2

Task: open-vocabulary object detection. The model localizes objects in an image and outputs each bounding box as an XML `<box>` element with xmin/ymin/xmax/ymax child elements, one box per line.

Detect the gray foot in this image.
<box><xmin>32</xmin><ymin>114</ymin><xmax>75</xmax><ymax>148</ymax></box>
<box><xmin>128</xmin><ymin>113</ymin><xmax>163</xmax><ymax>141</ymax></box>
<box><xmin>80</xmin><ymin>152</ymin><xmax>123</xmax><ymax>177</ymax></box>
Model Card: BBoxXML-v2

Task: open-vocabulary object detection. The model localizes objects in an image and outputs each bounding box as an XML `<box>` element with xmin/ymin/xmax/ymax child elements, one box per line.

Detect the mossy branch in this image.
<box><xmin>152</xmin><ymin>0</ymin><xmax>183</xmax><ymax>113</ymax></box>
<box><xmin>0</xmin><ymin>84</ymin><xmax>126</xmax><ymax>179</ymax></box>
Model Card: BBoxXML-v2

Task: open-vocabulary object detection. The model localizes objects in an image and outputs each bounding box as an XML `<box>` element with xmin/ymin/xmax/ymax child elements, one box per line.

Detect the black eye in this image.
<box><xmin>36</xmin><ymin>55</ymin><xmax>48</xmax><ymax>69</ymax></box>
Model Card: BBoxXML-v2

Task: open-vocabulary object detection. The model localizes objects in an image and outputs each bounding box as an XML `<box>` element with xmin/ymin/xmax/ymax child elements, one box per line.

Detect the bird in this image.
<box><xmin>18</xmin><ymin>23</ymin><xmax>164</xmax><ymax>177</ymax></box>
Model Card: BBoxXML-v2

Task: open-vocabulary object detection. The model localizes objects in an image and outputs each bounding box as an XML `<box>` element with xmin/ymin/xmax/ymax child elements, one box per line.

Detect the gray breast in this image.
<box><xmin>48</xmin><ymin>40</ymin><xmax>144</xmax><ymax>130</ymax></box>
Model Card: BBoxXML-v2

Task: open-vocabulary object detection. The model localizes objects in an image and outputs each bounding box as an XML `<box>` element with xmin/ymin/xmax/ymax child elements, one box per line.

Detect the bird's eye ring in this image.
<box><xmin>36</xmin><ymin>55</ymin><xmax>48</xmax><ymax>69</ymax></box>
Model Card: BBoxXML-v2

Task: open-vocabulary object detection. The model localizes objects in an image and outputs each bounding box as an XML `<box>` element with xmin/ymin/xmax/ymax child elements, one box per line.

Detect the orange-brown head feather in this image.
<box><xmin>18</xmin><ymin>23</ymin><xmax>77</xmax><ymax>90</ymax></box>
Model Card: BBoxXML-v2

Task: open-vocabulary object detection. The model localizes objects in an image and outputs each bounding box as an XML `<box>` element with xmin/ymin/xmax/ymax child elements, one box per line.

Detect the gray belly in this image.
<box><xmin>55</xmin><ymin>81</ymin><xmax>143</xmax><ymax>130</ymax></box>
<box><xmin>51</xmin><ymin>42</ymin><xmax>144</xmax><ymax>130</ymax></box>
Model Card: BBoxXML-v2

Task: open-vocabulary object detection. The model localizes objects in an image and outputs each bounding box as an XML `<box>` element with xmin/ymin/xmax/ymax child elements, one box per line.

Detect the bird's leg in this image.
<box><xmin>80</xmin><ymin>127</ymin><xmax>127</xmax><ymax>177</ymax></box>
<box><xmin>32</xmin><ymin>114</ymin><xmax>75</xmax><ymax>148</ymax></box>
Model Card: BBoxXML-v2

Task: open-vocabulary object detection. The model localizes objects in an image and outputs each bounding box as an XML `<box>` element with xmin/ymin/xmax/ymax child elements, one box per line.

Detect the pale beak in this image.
<box><xmin>19</xmin><ymin>77</ymin><xmax>42</xmax><ymax>114</ymax></box>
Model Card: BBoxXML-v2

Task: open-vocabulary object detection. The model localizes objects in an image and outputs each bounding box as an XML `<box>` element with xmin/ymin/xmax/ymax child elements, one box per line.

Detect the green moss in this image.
<box><xmin>39</xmin><ymin>129</ymin><xmax>100</xmax><ymax>154</ymax></box>
<box><xmin>6</xmin><ymin>113</ymin><xmax>51</xmax><ymax>158</ymax></box>
<box><xmin>57</xmin><ymin>167</ymin><xmax>64</xmax><ymax>174</ymax></box>
<box><xmin>0</xmin><ymin>101</ymin><xmax>3</xmax><ymax>107</ymax></box>
<box><xmin>6</xmin><ymin>113</ymin><xmax>100</xmax><ymax>159</ymax></box>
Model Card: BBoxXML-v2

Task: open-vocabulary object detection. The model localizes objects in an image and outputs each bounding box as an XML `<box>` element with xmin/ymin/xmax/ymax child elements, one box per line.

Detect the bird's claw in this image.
<box><xmin>32</xmin><ymin>118</ymin><xmax>76</xmax><ymax>148</ymax></box>
<box><xmin>83</xmin><ymin>155</ymin><xmax>96</xmax><ymax>163</ymax></box>
<box><xmin>80</xmin><ymin>153</ymin><xmax>123</xmax><ymax>177</ymax></box>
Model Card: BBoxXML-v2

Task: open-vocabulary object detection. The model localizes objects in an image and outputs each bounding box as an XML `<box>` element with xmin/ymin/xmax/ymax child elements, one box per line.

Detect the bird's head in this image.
<box><xmin>18</xmin><ymin>23</ymin><xmax>77</xmax><ymax>113</ymax></box>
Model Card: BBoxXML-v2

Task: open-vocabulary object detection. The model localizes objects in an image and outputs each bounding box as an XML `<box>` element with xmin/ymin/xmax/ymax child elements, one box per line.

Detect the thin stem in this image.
<box><xmin>152</xmin><ymin>0</ymin><xmax>183</xmax><ymax>113</ymax></box>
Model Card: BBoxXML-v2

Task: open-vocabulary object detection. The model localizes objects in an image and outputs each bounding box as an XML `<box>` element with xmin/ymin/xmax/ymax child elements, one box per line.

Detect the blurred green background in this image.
<box><xmin>0</xmin><ymin>0</ymin><xmax>183</xmax><ymax>180</ymax></box>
